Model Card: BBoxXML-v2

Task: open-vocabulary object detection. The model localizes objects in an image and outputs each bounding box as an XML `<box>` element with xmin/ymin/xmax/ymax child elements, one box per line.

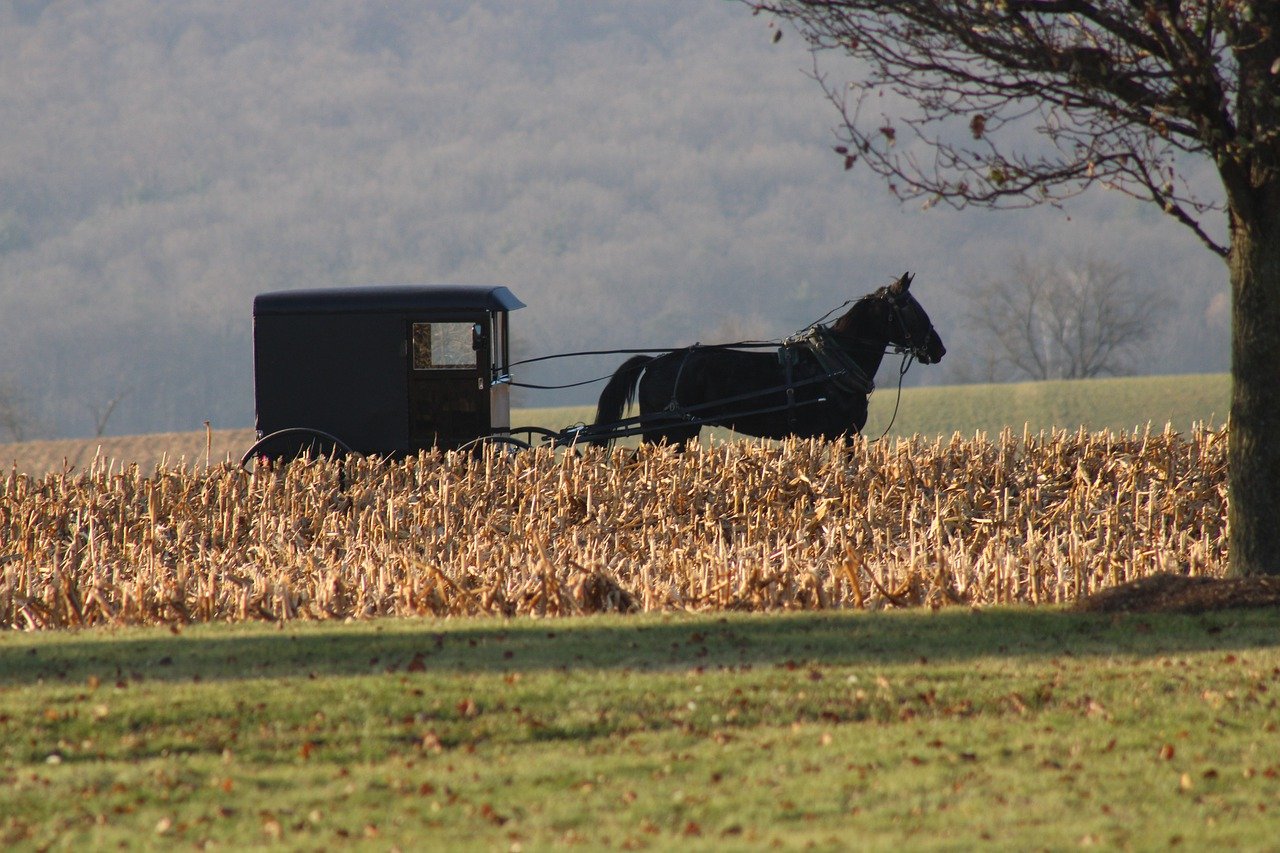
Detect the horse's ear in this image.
<box><xmin>889</xmin><ymin>272</ymin><xmax>913</xmax><ymax>296</ymax></box>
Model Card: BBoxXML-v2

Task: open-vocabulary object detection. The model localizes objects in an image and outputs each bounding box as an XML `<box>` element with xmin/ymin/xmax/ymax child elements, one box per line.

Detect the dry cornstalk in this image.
<box><xmin>0</xmin><ymin>425</ymin><xmax>1229</xmax><ymax>629</ymax></box>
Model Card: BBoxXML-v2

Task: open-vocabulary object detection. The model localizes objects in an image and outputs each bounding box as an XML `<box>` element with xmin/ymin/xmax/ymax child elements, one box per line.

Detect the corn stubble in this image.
<box><xmin>1</xmin><ymin>426</ymin><xmax>1227</xmax><ymax>629</ymax></box>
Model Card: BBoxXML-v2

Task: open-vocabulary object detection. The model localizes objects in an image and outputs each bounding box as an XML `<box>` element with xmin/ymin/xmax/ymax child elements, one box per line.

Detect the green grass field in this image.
<box><xmin>864</xmin><ymin>373</ymin><xmax>1229</xmax><ymax>439</ymax></box>
<box><xmin>4</xmin><ymin>608</ymin><xmax>1277</xmax><ymax>849</ymax></box>
<box><xmin>512</xmin><ymin>373</ymin><xmax>1229</xmax><ymax>443</ymax></box>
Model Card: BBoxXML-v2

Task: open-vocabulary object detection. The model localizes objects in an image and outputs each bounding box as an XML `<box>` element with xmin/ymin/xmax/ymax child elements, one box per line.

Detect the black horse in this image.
<box><xmin>589</xmin><ymin>272</ymin><xmax>945</xmax><ymax>446</ymax></box>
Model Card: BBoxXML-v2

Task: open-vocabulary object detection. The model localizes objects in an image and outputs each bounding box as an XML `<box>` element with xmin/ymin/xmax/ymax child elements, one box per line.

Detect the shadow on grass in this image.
<box><xmin>2</xmin><ymin>607</ymin><xmax>1278</xmax><ymax>686</ymax></box>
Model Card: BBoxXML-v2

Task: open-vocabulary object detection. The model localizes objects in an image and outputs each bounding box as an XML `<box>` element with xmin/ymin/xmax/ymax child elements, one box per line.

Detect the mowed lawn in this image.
<box><xmin>2</xmin><ymin>607</ymin><xmax>1278</xmax><ymax>850</ymax></box>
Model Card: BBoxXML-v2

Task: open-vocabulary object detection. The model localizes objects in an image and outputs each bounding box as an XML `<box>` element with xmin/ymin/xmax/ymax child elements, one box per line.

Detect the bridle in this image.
<box><xmin>876</xmin><ymin>288</ymin><xmax>937</xmax><ymax>364</ymax></box>
<box><xmin>815</xmin><ymin>290</ymin><xmax>935</xmax><ymax>363</ymax></box>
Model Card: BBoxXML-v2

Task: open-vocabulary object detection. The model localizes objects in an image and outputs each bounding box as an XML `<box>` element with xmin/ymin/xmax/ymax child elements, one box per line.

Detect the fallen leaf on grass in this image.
<box><xmin>479</xmin><ymin>803</ymin><xmax>507</xmax><ymax>826</ymax></box>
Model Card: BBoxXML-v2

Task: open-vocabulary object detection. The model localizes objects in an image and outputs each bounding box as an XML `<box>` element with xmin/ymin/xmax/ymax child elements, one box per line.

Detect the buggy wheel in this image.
<box><xmin>239</xmin><ymin>428</ymin><xmax>354</xmax><ymax>469</ymax></box>
<box><xmin>509</xmin><ymin>424</ymin><xmax>596</xmax><ymax>455</ymax></box>
<box><xmin>508</xmin><ymin>426</ymin><xmax>563</xmax><ymax>445</ymax></box>
<box><xmin>457</xmin><ymin>434</ymin><xmax>533</xmax><ymax>455</ymax></box>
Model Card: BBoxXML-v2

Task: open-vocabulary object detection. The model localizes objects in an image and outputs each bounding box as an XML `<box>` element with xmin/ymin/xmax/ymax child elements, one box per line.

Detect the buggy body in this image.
<box><xmin>248</xmin><ymin>285</ymin><xmax>524</xmax><ymax>460</ymax></box>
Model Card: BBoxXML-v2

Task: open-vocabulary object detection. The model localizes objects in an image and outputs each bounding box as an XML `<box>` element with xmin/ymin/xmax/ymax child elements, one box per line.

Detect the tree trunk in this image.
<box><xmin>1228</xmin><ymin>186</ymin><xmax>1280</xmax><ymax>577</ymax></box>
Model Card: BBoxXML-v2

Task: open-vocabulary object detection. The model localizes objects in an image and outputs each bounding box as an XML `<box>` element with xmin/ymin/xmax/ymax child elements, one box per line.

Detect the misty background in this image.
<box><xmin>0</xmin><ymin>0</ymin><xmax>1229</xmax><ymax>440</ymax></box>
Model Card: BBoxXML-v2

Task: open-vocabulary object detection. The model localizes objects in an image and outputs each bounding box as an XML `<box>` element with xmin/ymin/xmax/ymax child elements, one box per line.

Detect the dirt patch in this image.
<box><xmin>1074</xmin><ymin>572</ymin><xmax>1280</xmax><ymax>614</ymax></box>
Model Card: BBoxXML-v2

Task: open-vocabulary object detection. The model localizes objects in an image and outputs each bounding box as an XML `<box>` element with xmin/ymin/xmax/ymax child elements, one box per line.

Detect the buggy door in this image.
<box><xmin>407</xmin><ymin>315</ymin><xmax>491</xmax><ymax>450</ymax></box>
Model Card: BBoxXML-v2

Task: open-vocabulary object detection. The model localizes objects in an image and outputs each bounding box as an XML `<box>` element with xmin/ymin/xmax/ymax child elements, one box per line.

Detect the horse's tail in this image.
<box><xmin>589</xmin><ymin>355</ymin><xmax>653</xmax><ymax>446</ymax></box>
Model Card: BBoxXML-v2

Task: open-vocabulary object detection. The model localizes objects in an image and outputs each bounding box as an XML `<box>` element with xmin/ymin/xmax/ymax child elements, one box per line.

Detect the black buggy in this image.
<box><xmin>243</xmin><ymin>285</ymin><xmax>526</xmax><ymax>463</ymax></box>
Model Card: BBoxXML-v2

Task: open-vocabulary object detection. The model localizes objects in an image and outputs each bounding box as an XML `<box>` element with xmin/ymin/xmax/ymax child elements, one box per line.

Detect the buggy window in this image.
<box><xmin>412</xmin><ymin>322</ymin><xmax>478</xmax><ymax>370</ymax></box>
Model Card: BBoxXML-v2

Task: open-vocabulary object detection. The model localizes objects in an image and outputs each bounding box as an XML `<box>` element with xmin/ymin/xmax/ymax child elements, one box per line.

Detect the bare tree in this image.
<box><xmin>747</xmin><ymin>1</ymin><xmax>1280</xmax><ymax>578</ymax></box>
<box><xmin>0</xmin><ymin>376</ymin><xmax>38</xmax><ymax>442</ymax></box>
<box><xmin>86</xmin><ymin>387</ymin><xmax>132</xmax><ymax>438</ymax></box>
<box><xmin>963</xmin><ymin>255</ymin><xmax>1166</xmax><ymax>381</ymax></box>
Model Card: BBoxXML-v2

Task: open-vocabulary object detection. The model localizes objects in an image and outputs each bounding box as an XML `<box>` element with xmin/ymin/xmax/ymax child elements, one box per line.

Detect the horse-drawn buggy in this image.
<box><xmin>241</xmin><ymin>274</ymin><xmax>945</xmax><ymax>464</ymax></box>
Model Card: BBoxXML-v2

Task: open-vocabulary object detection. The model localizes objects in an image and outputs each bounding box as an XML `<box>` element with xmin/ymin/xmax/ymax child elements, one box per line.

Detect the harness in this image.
<box><xmin>665</xmin><ymin>344</ymin><xmax>700</xmax><ymax>416</ymax></box>
<box><xmin>655</xmin><ymin>326</ymin><xmax>873</xmax><ymax>427</ymax></box>
<box><xmin>777</xmin><ymin>324</ymin><xmax>875</xmax><ymax>423</ymax></box>
<box><xmin>787</xmin><ymin>325</ymin><xmax>875</xmax><ymax>398</ymax></box>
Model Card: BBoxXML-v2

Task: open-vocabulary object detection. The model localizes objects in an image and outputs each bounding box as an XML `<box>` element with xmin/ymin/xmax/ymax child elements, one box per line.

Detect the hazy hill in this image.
<box><xmin>0</xmin><ymin>1</ymin><xmax>1230</xmax><ymax>441</ymax></box>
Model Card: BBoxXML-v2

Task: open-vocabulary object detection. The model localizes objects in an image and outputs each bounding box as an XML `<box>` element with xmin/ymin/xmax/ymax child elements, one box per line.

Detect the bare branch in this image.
<box><xmin>87</xmin><ymin>387</ymin><xmax>132</xmax><ymax>438</ymax></box>
<box><xmin>749</xmin><ymin>0</ymin><xmax>1252</xmax><ymax>256</ymax></box>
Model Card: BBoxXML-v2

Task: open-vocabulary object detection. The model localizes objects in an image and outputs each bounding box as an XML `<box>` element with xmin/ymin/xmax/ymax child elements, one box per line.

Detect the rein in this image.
<box><xmin>508</xmin><ymin>291</ymin><xmax>933</xmax><ymax>398</ymax></box>
<box><xmin>507</xmin><ymin>341</ymin><xmax>779</xmax><ymax>390</ymax></box>
<box><xmin>868</xmin><ymin>351</ymin><xmax>915</xmax><ymax>442</ymax></box>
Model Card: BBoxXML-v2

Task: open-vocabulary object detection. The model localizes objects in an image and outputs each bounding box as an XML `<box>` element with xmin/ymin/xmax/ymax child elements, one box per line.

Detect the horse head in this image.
<box><xmin>872</xmin><ymin>272</ymin><xmax>946</xmax><ymax>364</ymax></box>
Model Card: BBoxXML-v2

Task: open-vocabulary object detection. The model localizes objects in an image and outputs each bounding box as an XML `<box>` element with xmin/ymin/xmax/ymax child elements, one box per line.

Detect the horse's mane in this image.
<box><xmin>828</xmin><ymin>290</ymin><xmax>883</xmax><ymax>337</ymax></box>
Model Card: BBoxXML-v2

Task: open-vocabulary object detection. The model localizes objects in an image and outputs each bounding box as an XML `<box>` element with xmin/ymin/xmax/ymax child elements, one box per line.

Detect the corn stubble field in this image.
<box><xmin>0</xmin><ymin>424</ymin><xmax>1228</xmax><ymax>630</ymax></box>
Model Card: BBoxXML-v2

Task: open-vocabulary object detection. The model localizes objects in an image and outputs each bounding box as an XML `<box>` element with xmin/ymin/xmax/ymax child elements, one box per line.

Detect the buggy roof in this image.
<box><xmin>253</xmin><ymin>285</ymin><xmax>525</xmax><ymax>316</ymax></box>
